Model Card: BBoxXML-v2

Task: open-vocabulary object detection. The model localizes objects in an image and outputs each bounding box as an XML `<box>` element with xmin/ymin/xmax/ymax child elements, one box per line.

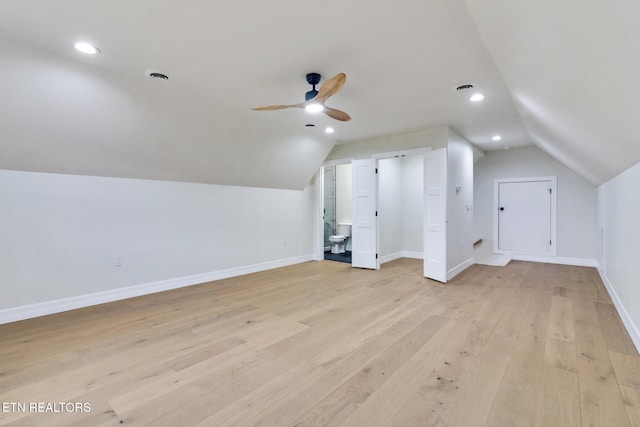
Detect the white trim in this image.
<box><xmin>380</xmin><ymin>251</ymin><xmax>423</xmax><ymax>265</ymax></box>
<box><xmin>401</xmin><ymin>251</ymin><xmax>423</xmax><ymax>260</ymax></box>
<box><xmin>493</xmin><ymin>176</ymin><xmax>558</xmax><ymax>257</ymax></box>
<box><xmin>510</xmin><ymin>254</ymin><xmax>598</xmax><ymax>267</ymax></box>
<box><xmin>597</xmin><ymin>264</ymin><xmax>640</xmax><ymax>353</ymax></box>
<box><xmin>380</xmin><ymin>252</ymin><xmax>403</xmax><ymax>264</ymax></box>
<box><xmin>0</xmin><ymin>255</ymin><xmax>314</xmax><ymax>325</ymax></box>
<box><xmin>372</xmin><ymin>147</ymin><xmax>431</xmax><ymax>160</ymax></box>
<box><xmin>323</xmin><ymin>158</ymin><xmax>354</xmax><ymax>167</ymax></box>
<box><xmin>448</xmin><ymin>257</ymin><xmax>474</xmax><ymax>280</ymax></box>
<box><xmin>314</xmin><ymin>169</ymin><xmax>325</xmax><ymax>261</ymax></box>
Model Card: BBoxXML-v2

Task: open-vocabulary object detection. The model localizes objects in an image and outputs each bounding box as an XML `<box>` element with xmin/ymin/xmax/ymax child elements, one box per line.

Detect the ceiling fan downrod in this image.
<box><xmin>305</xmin><ymin>72</ymin><xmax>321</xmax><ymax>101</ymax></box>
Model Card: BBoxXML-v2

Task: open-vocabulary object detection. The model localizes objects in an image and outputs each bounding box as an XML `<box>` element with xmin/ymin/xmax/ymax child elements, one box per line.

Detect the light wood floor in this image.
<box><xmin>1</xmin><ymin>259</ymin><xmax>640</xmax><ymax>426</ymax></box>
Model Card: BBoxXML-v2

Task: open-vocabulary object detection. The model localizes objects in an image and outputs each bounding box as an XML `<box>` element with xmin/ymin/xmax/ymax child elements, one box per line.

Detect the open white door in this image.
<box><xmin>351</xmin><ymin>158</ymin><xmax>379</xmax><ymax>269</ymax></box>
<box><xmin>424</xmin><ymin>148</ymin><xmax>447</xmax><ymax>282</ymax></box>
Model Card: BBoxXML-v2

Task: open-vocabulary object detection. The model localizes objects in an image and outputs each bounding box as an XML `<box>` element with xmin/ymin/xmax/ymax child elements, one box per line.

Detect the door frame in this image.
<box><xmin>315</xmin><ymin>159</ymin><xmax>353</xmax><ymax>262</ymax></box>
<box><xmin>493</xmin><ymin>176</ymin><xmax>557</xmax><ymax>257</ymax></box>
<box><xmin>372</xmin><ymin>147</ymin><xmax>431</xmax><ymax>270</ymax></box>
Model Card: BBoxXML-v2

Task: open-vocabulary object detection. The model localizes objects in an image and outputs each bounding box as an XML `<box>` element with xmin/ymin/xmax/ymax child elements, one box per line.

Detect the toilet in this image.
<box><xmin>329</xmin><ymin>223</ymin><xmax>352</xmax><ymax>254</ymax></box>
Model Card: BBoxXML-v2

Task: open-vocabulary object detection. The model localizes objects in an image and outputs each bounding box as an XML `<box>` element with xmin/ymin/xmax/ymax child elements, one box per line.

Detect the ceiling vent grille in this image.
<box><xmin>455</xmin><ymin>84</ymin><xmax>474</xmax><ymax>91</ymax></box>
<box><xmin>146</xmin><ymin>70</ymin><xmax>169</xmax><ymax>80</ymax></box>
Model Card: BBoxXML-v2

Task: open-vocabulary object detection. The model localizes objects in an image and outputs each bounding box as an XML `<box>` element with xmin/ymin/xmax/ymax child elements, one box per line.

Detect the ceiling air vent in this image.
<box><xmin>146</xmin><ymin>70</ymin><xmax>169</xmax><ymax>80</ymax></box>
<box><xmin>455</xmin><ymin>84</ymin><xmax>474</xmax><ymax>91</ymax></box>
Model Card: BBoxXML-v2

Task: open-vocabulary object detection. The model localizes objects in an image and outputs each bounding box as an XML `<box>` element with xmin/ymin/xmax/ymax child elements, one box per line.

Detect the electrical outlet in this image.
<box><xmin>114</xmin><ymin>255</ymin><xmax>123</xmax><ymax>267</ymax></box>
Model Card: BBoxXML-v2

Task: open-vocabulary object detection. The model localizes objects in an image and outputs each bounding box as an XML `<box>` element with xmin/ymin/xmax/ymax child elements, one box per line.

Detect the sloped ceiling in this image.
<box><xmin>0</xmin><ymin>0</ymin><xmax>635</xmax><ymax>189</ymax></box>
<box><xmin>465</xmin><ymin>0</ymin><xmax>640</xmax><ymax>185</ymax></box>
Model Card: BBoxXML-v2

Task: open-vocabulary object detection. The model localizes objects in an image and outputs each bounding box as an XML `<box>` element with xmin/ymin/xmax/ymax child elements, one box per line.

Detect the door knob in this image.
<box><xmin>499</xmin><ymin>207</ymin><xmax>505</xmax><ymax>211</ymax></box>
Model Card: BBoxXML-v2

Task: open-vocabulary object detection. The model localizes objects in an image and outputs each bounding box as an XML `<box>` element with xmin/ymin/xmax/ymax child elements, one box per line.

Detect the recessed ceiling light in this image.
<box><xmin>305</xmin><ymin>103</ymin><xmax>324</xmax><ymax>113</ymax></box>
<box><xmin>325</xmin><ymin>127</ymin><xmax>335</xmax><ymax>134</ymax></box>
<box><xmin>470</xmin><ymin>93</ymin><xmax>485</xmax><ymax>102</ymax></box>
<box><xmin>492</xmin><ymin>135</ymin><xmax>502</xmax><ymax>141</ymax></box>
<box><xmin>74</xmin><ymin>42</ymin><xmax>100</xmax><ymax>55</ymax></box>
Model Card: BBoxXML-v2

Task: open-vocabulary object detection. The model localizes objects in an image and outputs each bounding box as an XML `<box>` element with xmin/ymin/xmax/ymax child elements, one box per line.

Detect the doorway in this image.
<box><xmin>318</xmin><ymin>148</ymin><xmax>444</xmax><ymax>279</ymax></box>
<box><xmin>322</xmin><ymin>164</ymin><xmax>352</xmax><ymax>264</ymax></box>
<box><xmin>494</xmin><ymin>176</ymin><xmax>557</xmax><ymax>256</ymax></box>
<box><xmin>376</xmin><ymin>154</ymin><xmax>425</xmax><ymax>266</ymax></box>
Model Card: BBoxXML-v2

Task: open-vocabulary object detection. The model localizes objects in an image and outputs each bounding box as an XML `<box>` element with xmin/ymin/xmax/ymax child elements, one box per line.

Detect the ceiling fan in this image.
<box><xmin>251</xmin><ymin>73</ymin><xmax>351</xmax><ymax>122</ymax></box>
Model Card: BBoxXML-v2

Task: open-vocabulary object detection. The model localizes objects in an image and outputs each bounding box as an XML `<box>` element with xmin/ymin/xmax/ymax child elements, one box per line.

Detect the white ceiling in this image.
<box><xmin>0</xmin><ymin>0</ymin><xmax>637</xmax><ymax>189</ymax></box>
<box><xmin>466</xmin><ymin>0</ymin><xmax>640</xmax><ymax>186</ymax></box>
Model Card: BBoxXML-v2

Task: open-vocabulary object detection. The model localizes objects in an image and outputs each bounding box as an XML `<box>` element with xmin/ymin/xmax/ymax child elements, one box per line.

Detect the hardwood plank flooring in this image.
<box><xmin>1</xmin><ymin>259</ymin><xmax>639</xmax><ymax>426</ymax></box>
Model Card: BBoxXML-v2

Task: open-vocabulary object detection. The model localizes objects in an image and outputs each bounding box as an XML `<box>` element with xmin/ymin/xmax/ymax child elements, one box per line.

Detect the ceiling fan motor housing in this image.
<box><xmin>306</xmin><ymin>73</ymin><xmax>321</xmax><ymax>85</ymax></box>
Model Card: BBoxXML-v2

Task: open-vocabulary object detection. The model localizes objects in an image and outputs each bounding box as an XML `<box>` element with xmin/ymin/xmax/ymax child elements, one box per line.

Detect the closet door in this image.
<box><xmin>351</xmin><ymin>159</ymin><xmax>378</xmax><ymax>269</ymax></box>
<box><xmin>496</xmin><ymin>178</ymin><xmax>556</xmax><ymax>255</ymax></box>
<box><xmin>424</xmin><ymin>148</ymin><xmax>447</xmax><ymax>282</ymax></box>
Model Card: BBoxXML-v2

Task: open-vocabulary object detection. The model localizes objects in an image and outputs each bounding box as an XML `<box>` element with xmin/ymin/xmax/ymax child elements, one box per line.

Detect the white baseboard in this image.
<box><xmin>401</xmin><ymin>251</ymin><xmax>423</xmax><ymax>260</ymax></box>
<box><xmin>379</xmin><ymin>252</ymin><xmax>403</xmax><ymax>264</ymax></box>
<box><xmin>0</xmin><ymin>254</ymin><xmax>314</xmax><ymax>325</ymax></box>
<box><xmin>597</xmin><ymin>264</ymin><xmax>640</xmax><ymax>354</ymax></box>
<box><xmin>448</xmin><ymin>257</ymin><xmax>474</xmax><ymax>280</ymax></box>
<box><xmin>511</xmin><ymin>254</ymin><xmax>598</xmax><ymax>267</ymax></box>
<box><xmin>379</xmin><ymin>251</ymin><xmax>423</xmax><ymax>265</ymax></box>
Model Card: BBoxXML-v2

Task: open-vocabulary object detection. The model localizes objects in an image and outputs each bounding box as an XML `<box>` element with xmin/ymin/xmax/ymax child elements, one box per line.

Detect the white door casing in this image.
<box><xmin>424</xmin><ymin>148</ymin><xmax>447</xmax><ymax>282</ymax></box>
<box><xmin>351</xmin><ymin>158</ymin><xmax>379</xmax><ymax>269</ymax></box>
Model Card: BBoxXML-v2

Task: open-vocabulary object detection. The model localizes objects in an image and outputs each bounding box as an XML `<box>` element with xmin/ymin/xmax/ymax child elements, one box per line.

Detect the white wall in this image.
<box><xmin>335</xmin><ymin>164</ymin><xmax>353</xmax><ymax>225</ymax></box>
<box><xmin>378</xmin><ymin>158</ymin><xmax>404</xmax><ymax>258</ymax></box>
<box><xmin>0</xmin><ymin>170</ymin><xmax>315</xmax><ymax>316</ymax></box>
<box><xmin>597</xmin><ymin>161</ymin><xmax>640</xmax><ymax>348</ymax></box>
<box><xmin>447</xmin><ymin>130</ymin><xmax>475</xmax><ymax>276</ymax></box>
<box><xmin>401</xmin><ymin>155</ymin><xmax>424</xmax><ymax>254</ymax></box>
<box><xmin>474</xmin><ymin>145</ymin><xmax>597</xmax><ymax>261</ymax></box>
<box><xmin>378</xmin><ymin>155</ymin><xmax>424</xmax><ymax>260</ymax></box>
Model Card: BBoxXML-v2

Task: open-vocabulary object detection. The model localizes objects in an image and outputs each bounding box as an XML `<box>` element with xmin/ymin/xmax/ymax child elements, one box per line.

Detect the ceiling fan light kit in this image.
<box><xmin>305</xmin><ymin>103</ymin><xmax>324</xmax><ymax>113</ymax></box>
<box><xmin>252</xmin><ymin>72</ymin><xmax>351</xmax><ymax>121</ymax></box>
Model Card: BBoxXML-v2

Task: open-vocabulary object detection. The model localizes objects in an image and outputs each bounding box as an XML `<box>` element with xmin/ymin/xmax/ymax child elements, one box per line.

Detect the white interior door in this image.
<box><xmin>424</xmin><ymin>149</ymin><xmax>447</xmax><ymax>282</ymax></box>
<box><xmin>351</xmin><ymin>159</ymin><xmax>378</xmax><ymax>269</ymax></box>
<box><xmin>496</xmin><ymin>178</ymin><xmax>555</xmax><ymax>255</ymax></box>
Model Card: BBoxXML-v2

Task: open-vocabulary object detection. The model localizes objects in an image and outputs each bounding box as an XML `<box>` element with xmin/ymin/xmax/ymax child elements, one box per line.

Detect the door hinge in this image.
<box><xmin>375</xmin><ymin>168</ymin><xmax>378</xmax><ymax>174</ymax></box>
<box><xmin>550</xmin><ymin>240</ymin><xmax>552</xmax><ymax>245</ymax></box>
<box><xmin>549</xmin><ymin>188</ymin><xmax>552</xmax><ymax>194</ymax></box>
<box><xmin>375</xmin><ymin>211</ymin><xmax>378</xmax><ymax>217</ymax></box>
<box><xmin>376</xmin><ymin>253</ymin><xmax>378</xmax><ymax>259</ymax></box>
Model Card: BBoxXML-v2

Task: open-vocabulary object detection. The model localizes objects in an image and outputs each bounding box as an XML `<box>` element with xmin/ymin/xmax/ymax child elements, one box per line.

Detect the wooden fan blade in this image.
<box><xmin>323</xmin><ymin>106</ymin><xmax>351</xmax><ymax>122</ymax></box>
<box><xmin>315</xmin><ymin>73</ymin><xmax>346</xmax><ymax>103</ymax></box>
<box><xmin>251</xmin><ymin>102</ymin><xmax>304</xmax><ymax>111</ymax></box>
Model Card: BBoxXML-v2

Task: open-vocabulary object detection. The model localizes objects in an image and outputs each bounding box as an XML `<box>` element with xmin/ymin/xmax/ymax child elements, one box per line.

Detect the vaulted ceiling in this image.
<box><xmin>0</xmin><ymin>0</ymin><xmax>637</xmax><ymax>189</ymax></box>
